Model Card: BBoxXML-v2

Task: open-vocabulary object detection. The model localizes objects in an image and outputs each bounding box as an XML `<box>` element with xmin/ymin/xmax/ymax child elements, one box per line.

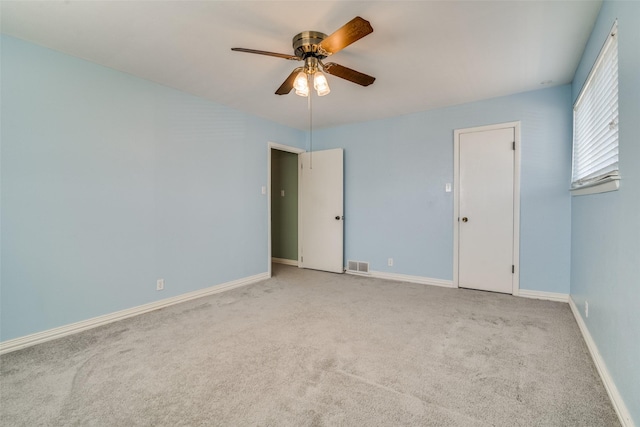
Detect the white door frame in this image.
<box><xmin>267</xmin><ymin>142</ymin><xmax>305</xmax><ymax>277</ymax></box>
<box><xmin>453</xmin><ymin>121</ymin><xmax>521</xmax><ymax>295</ymax></box>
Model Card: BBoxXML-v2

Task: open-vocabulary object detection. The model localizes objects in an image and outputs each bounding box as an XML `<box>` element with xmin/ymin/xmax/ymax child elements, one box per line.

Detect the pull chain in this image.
<box><xmin>308</xmin><ymin>73</ymin><xmax>313</xmax><ymax>169</ymax></box>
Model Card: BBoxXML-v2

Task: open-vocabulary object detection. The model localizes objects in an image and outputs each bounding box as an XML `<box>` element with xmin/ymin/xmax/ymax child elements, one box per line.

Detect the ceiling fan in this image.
<box><xmin>231</xmin><ymin>16</ymin><xmax>375</xmax><ymax>96</ymax></box>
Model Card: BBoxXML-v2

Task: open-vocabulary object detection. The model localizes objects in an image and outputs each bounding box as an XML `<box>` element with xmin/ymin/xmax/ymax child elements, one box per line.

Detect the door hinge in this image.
<box><xmin>512</xmin><ymin>141</ymin><xmax>516</xmax><ymax>150</ymax></box>
<box><xmin>301</xmin><ymin>256</ymin><xmax>303</xmax><ymax>262</ymax></box>
<box><xmin>512</xmin><ymin>265</ymin><xmax>515</xmax><ymax>274</ymax></box>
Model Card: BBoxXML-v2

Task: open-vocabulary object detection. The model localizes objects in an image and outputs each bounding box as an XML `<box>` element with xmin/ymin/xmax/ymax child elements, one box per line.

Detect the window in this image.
<box><xmin>571</xmin><ymin>21</ymin><xmax>619</xmax><ymax>195</ymax></box>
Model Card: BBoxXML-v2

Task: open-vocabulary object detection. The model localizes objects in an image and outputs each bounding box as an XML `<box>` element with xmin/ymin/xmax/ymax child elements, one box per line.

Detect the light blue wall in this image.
<box><xmin>570</xmin><ymin>1</ymin><xmax>640</xmax><ymax>424</ymax></box>
<box><xmin>0</xmin><ymin>36</ymin><xmax>305</xmax><ymax>341</ymax></box>
<box><xmin>312</xmin><ymin>86</ymin><xmax>573</xmax><ymax>294</ymax></box>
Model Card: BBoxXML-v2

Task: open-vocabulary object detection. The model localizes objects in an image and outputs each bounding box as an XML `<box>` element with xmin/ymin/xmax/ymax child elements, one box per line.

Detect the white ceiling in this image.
<box><xmin>1</xmin><ymin>0</ymin><xmax>602</xmax><ymax>130</ymax></box>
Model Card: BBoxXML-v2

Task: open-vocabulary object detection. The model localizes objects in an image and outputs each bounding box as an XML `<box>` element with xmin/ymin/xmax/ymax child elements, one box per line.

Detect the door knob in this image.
<box><xmin>462</xmin><ymin>217</ymin><xmax>468</xmax><ymax>222</ymax></box>
<box><xmin>335</xmin><ymin>216</ymin><xmax>342</xmax><ymax>220</ymax></box>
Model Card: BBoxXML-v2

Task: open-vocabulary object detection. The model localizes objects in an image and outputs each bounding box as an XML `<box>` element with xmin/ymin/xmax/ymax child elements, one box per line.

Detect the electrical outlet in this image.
<box><xmin>156</xmin><ymin>279</ymin><xmax>164</xmax><ymax>291</ymax></box>
<box><xmin>388</xmin><ymin>258</ymin><xmax>393</xmax><ymax>267</ymax></box>
<box><xmin>585</xmin><ymin>301</ymin><xmax>589</xmax><ymax>318</ymax></box>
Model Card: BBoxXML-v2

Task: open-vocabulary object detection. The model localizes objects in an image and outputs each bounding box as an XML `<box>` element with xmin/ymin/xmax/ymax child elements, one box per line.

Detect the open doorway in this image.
<box><xmin>267</xmin><ymin>142</ymin><xmax>304</xmax><ymax>277</ymax></box>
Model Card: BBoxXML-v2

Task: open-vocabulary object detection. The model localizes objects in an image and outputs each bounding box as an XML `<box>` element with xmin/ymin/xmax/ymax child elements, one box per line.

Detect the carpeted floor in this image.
<box><xmin>0</xmin><ymin>264</ymin><xmax>619</xmax><ymax>426</ymax></box>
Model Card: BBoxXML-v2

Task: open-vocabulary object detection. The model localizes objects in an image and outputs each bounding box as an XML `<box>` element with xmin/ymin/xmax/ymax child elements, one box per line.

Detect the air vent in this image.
<box><xmin>347</xmin><ymin>260</ymin><xmax>369</xmax><ymax>274</ymax></box>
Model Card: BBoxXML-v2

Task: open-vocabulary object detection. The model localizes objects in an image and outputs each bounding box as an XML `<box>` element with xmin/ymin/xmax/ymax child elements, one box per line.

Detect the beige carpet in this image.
<box><xmin>0</xmin><ymin>264</ymin><xmax>619</xmax><ymax>426</ymax></box>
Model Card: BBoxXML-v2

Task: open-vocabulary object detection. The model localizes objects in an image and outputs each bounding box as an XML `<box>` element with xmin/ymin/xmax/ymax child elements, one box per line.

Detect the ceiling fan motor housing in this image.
<box><xmin>292</xmin><ymin>31</ymin><xmax>328</xmax><ymax>60</ymax></box>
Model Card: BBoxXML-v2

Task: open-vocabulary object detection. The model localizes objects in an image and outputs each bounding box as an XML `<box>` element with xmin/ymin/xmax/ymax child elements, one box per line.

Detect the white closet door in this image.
<box><xmin>458</xmin><ymin>127</ymin><xmax>515</xmax><ymax>294</ymax></box>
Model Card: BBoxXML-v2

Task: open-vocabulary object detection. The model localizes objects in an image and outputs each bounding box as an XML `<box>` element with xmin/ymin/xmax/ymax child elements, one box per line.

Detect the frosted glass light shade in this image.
<box><xmin>314</xmin><ymin>72</ymin><xmax>330</xmax><ymax>96</ymax></box>
<box><xmin>294</xmin><ymin>72</ymin><xmax>309</xmax><ymax>96</ymax></box>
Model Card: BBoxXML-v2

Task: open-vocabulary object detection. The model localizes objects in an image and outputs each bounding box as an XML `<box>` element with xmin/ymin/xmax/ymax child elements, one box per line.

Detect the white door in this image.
<box><xmin>457</xmin><ymin>126</ymin><xmax>516</xmax><ymax>294</ymax></box>
<box><xmin>299</xmin><ymin>149</ymin><xmax>344</xmax><ymax>273</ymax></box>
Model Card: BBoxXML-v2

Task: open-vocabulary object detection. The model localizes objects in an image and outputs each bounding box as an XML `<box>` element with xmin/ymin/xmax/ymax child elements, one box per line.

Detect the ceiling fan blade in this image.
<box><xmin>323</xmin><ymin>62</ymin><xmax>375</xmax><ymax>86</ymax></box>
<box><xmin>318</xmin><ymin>16</ymin><xmax>373</xmax><ymax>56</ymax></box>
<box><xmin>276</xmin><ymin>67</ymin><xmax>303</xmax><ymax>95</ymax></box>
<box><xmin>231</xmin><ymin>48</ymin><xmax>299</xmax><ymax>61</ymax></box>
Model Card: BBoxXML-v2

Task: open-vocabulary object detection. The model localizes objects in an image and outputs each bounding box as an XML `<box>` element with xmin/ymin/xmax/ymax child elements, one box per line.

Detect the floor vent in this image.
<box><xmin>347</xmin><ymin>260</ymin><xmax>370</xmax><ymax>274</ymax></box>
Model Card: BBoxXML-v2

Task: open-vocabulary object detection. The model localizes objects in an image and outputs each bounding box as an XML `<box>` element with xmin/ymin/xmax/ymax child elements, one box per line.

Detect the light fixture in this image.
<box><xmin>293</xmin><ymin>71</ymin><xmax>309</xmax><ymax>97</ymax></box>
<box><xmin>294</xmin><ymin>71</ymin><xmax>330</xmax><ymax>97</ymax></box>
<box><xmin>313</xmin><ymin>72</ymin><xmax>331</xmax><ymax>96</ymax></box>
<box><xmin>293</xmin><ymin>60</ymin><xmax>331</xmax><ymax>97</ymax></box>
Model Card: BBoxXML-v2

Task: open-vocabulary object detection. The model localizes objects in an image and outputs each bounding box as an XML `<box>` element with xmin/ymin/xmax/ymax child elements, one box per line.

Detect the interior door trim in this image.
<box><xmin>453</xmin><ymin>121</ymin><xmax>521</xmax><ymax>295</ymax></box>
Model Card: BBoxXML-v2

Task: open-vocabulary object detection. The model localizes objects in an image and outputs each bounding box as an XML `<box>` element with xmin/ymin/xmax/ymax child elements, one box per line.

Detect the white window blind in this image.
<box><xmin>572</xmin><ymin>21</ymin><xmax>619</xmax><ymax>190</ymax></box>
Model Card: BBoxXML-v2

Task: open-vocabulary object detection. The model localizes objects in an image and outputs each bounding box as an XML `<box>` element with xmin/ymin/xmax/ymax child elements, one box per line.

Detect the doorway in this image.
<box><xmin>271</xmin><ymin>149</ymin><xmax>299</xmax><ymax>264</ymax></box>
<box><xmin>453</xmin><ymin>122</ymin><xmax>521</xmax><ymax>294</ymax></box>
<box><xmin>267</xmin><ymin>143</ymin><xmax>345</xmax><ymax>277</ymax></box>
<box><xmin>268</xmin><ymin>142</ymin><xmax>304</xmax><ymax>277</ymax></box>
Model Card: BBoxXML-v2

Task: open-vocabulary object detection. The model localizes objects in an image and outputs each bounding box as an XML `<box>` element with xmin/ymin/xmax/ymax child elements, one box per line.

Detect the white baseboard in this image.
<box><xmin>366</xmin><ymin>270</ymin><xmax>455</xmax><ymax>288</ymax></box>
<box><xmin>0</xmin><ymin>272</ymin><xmax>270</xmax><ymax>355</ymax></box>
<box><xmin>569</xmin><ymin>297</ymin><xmax>634</xmax><ymax>427</ymax></box>
<box><xmin>272</xmin><ymin>257</ymin><xmax>298</xmax><ymax>267</ymax></box>
<box><xmin>517</xmin><ymin>289</ymin><xmax>569</xmax><ymax>303</ymax></box>
<box><xmin>350</xmin><ymin>271</ymin><xmax>569</xmax><ymax>301</ymax></box>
